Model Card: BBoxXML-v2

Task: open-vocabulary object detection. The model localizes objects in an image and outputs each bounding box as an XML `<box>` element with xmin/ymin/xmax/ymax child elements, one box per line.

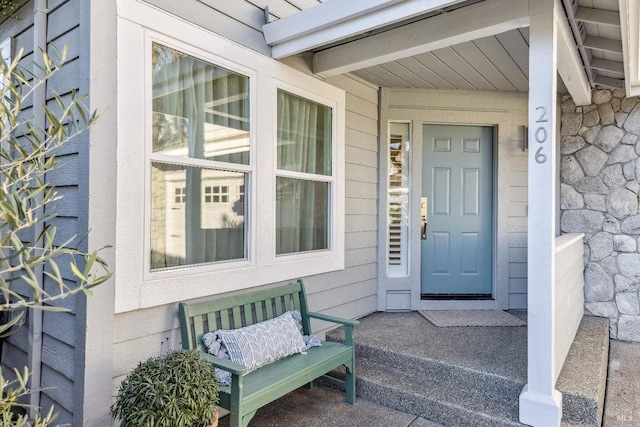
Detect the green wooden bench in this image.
<box><xmin>179</xmin><ymin>279</ymin><xmax>359</xmax><ymax>427</ymax></box>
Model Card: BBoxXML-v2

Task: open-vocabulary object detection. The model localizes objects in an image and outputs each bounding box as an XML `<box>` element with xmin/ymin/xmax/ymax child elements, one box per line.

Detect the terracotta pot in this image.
<box><xmin>207</xmin><ymin>411</ymin><xmax>219</xmax><ymax>427</ymax></box>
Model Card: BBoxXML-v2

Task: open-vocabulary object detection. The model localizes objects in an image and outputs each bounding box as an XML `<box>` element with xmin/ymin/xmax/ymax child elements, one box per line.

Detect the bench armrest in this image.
<box><xmin>200</xmin><ymin>352</ymin><xmax>247</xmax><ymax>376</ymax></box>
<box><xmin>307</xmin><ymin>312</ymin><xmax>359</xmax><ymax>347</ymax></box>
<box><xmin>307</xmin><ymin>312</ymin><xmax>360</xmax><ymax>328</ymax></box>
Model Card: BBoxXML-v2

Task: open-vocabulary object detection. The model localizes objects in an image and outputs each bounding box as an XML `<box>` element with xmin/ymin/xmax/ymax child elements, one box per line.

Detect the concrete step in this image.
<box><xmin>555</xmin><ymin>316</ymin><xmax>610</xmax><ymax>426</ymax></box>
<box><xmin>352</xmin><ymin>341</ymin><xmax>525</xmax><ymax>404</ymax></box>
<box><xmin>326</xmin><ymin>314</ymin><xmax>610</xmax><ymax>427</ymax></box>
<box><xmin>354</xmin><ymin>357</ymin><xmax>524</xmax><ymax>427</ymax></box>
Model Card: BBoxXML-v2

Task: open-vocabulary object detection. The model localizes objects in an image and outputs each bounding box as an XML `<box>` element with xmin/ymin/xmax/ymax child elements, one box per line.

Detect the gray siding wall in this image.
<box><xmin>0</xmin><ymin>1</ymin><xmax>36</xmax><ymax>398</ymax></box>
<box><xmin>0</xmin><ymin>0</ymin><xmax>86</xmax><ymax>425</ymax></box>
<box><xmin>111</xmin><ymin>0</ymin><xmax>379</xmax><ymax>395</ymax></box>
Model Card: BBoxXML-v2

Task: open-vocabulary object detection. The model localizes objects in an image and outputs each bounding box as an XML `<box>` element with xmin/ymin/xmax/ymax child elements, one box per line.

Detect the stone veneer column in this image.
<box><xmin>560</xmin><ymin>88</ymin><xmax>640</xmax><ymax>342</ymax></box>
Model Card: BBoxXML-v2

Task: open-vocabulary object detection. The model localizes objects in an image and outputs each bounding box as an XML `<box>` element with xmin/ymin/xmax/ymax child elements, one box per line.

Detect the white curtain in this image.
<box><xmin>276</xmin><ymin>91</ymin><xmax>330</xmax><ymax>255</ymax></box>
<box><xmin>150</xmin><ymin>44</ymin><xmax>247</xmax><ymax>269</ymax></box>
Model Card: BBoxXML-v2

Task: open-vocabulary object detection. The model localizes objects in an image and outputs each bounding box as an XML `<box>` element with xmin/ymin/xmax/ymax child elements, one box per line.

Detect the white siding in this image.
<box><xmin>507</xmin><ymin>147</ymin><xmax>529</xmax><ymax>308</ymax></box>
<box><xmin>111</xmin><ymin>72</ymin><xmax>379</xmax><ymax>383</ymax></box>
<box><xmin>110</xmin><ymin>0</ymin><xmax>378</xmax><ymax>403</ymax></box>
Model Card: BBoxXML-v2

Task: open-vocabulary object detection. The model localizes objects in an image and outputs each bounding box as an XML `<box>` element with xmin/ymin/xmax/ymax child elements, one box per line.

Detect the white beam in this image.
<box><xmin>313</xmin><ymin>0</ymin><xmax>529</xmax><ymax>77</ymax></box>
<box><xmin>591</xmin><ymin>58</ymin><xmax>625</xmax><ymax>74</ymax></box>
<box><xmin>575</xmin><ymin>7</ymin><xmax>620</xmax><ymax>26</ymax></box>
<box><xmin>555</xmin><ymin>2</ymin><xmax>591</xmax><ymax>106</ymax></box>
<box><xmin>264</xmin><ymin>0</ymin><xmax>397</xmax><ymax>45</ymax></box>
<box><xmin>619</xmin><ymin>0</ymin><xmax>640</xmax><ymax>96</ymax></box>
<box><xmin>583</xmin><ymin>36</ymin><xmax>623</xmax><ymax>54</ymax></box>
<box><xmin>519</xmin><ymin>0</ymin><xmax>562</xmax><ymax>425</ymax></box>
<box><xmin>264</xmin><ymin>0</ymin><xmax>467</xmax><ymax>59</ymax></box>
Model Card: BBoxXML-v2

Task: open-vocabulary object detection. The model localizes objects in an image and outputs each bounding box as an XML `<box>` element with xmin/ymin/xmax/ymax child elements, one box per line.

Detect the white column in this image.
<box><xmin>518</xmin><ymin>0</ymin><xmax>561</xmax><ymax>426</ymax></box>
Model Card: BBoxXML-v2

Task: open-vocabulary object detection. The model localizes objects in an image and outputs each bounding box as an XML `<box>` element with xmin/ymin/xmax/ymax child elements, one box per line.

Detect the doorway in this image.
<box><xmin>421</xmin><ymin>125</ymin><xmax>493</xmax><ymax>299</ymax></box>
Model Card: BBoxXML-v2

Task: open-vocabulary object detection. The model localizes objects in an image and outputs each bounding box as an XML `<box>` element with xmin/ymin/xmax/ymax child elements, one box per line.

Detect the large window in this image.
<box><xmin>150</xmin><ymin>43</ymin><xmax>249</xmax><ymax>270</ymax></box>
<box><xmin>115</xmin><ymin>8</ymin><xmax>345</xmax><ymax>310</ymax></box>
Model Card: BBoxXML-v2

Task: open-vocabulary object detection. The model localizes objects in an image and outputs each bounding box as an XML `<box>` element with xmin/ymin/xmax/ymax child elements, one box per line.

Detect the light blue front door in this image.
<box><xmin>421</xmin><ymin>125</ymin><xmax>493</xmax><ymax>296</ymax></box>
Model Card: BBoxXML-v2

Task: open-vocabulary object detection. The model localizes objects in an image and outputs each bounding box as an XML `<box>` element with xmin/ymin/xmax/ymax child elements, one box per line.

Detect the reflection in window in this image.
<box><xmin>152</xmin><ymin>43</ymin><xmax>250</xmax><ymax>163</ymax></box>
<box><xmin>150</xmin><ymin>43</ymin><xmax>249</xmax><ymax>270</ymax></box>
<box><xmin>204</xmin><ymin>185</ymin><xmax>230</xmax><ymax>203</ymax></box>
<box><xmin>174</xmin><ymin>187</ymin><xmax>186</xmax><ymax>204</ymax></box>
<box><xmin>151</xmin><ymin>163</ymin><xmax>246</xmax><ymax>269</ymax></box>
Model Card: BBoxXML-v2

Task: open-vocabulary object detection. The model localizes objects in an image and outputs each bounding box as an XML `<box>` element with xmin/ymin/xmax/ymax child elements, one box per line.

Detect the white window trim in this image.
<box><xmin>273</xmin><ymin>79</ymin><xmax>340</xmax><ymax>260</ymax></box>
<box><xmin>142</xmin><ymin>34</ymin><xmax>257</xmax><ymax>278</ymax></box>
<box><xmin>116</xmin><ymin>1</ymin><xmax>345</xmax><ymax>312</ymax></box>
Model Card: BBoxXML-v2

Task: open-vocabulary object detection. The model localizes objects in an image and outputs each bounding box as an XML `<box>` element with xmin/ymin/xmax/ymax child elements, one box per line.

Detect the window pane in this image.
<box><xmin>276</xmin><ymin>177</ymin><xmax>328</xmax><ymax>255</ymax></box>
<box><xmin>150</xmin><ymin>162</ymin><xmax>246</xmax><ymax>270</ymax></box>
<box><xmin>277</xmin><ymin>90</ymin><xmax>331</xmax><ymax>175</ymax></box>
<box><xmin>152</xmin><ymin>43</ymin><xmax>250</xmax><ymax>164</ymax></box>
<box><xmin>388</xmin><ymin>122</ymin><xmax>411</xmax><ymax>276</ymax></box>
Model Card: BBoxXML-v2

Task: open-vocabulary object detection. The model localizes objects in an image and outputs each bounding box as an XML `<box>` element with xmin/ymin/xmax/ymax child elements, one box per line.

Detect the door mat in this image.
<box><xmin>418</xmin><ymin>310</ymin><xmax>527</xmax><ymax>327</ymax></box>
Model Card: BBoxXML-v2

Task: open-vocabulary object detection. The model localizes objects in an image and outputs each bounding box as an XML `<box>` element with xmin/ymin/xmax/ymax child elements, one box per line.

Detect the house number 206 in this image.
<box><xmin>534</xmin><ymin>106</ymin><xmax>548</xmax><ymax>164</ymax></box>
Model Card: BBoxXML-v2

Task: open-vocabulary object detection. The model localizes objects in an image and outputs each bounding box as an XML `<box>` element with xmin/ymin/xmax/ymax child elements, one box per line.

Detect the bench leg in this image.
<box><xmin>229</xmin><ymin>411</ymin><xmax>242</xmax><ymax>427</ymax></box>
<box><xmin>345</xmin><ymin>361</ymin><xmax>356</xmax><ymax>404</ymax></box>
<box><xmin>304</xmin><ymin>381</ymin><xmax>313</xmax><ymax>390</ymax></box>
<box><xmin>230</xmin><ymin>376</ymin><xmax>244</xmax><ymax>427</ymax></box>
<box><xmin>242</xmin><ymin>410</ymin><xmax>257</xmax><ymax>427</ymax></box>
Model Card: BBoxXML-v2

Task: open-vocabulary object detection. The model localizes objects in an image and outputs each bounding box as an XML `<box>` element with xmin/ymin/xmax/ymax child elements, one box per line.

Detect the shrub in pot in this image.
<box><xmin>111</xmin><ymin>349</ymin><xmax>219</xmax><ymax>427</ymax></box>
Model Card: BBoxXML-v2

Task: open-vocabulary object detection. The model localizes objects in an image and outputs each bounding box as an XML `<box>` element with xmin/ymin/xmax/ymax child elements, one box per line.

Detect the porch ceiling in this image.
<box><xmin>264</xmin><ymin>0</ymin><xmax>629</xmax><ymax>96</ymax></box>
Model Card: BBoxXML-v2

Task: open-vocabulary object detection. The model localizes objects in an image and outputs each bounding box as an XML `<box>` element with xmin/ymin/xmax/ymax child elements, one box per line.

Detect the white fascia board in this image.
<box><xmin>264</xmin><ymin>0</ymin><xmax>467</xmax><ymax>59</ymax></box>
<box><xmin>555</xmin><ymin>1</ymin><xmax>591</xmax><ymax>106</ymax></box>
<box><xmin>619</xmin><ymin>0</ymin><xmax>640</xmax><ymax>96</ymax></box>
<box><xmin>314</xmin><ymin>0</ymin><xmax>529</xmax><ymax>77</ymax></box>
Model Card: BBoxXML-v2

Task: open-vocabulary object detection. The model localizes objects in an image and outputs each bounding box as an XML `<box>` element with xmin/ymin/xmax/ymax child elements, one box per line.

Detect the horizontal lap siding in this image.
<box><xmin>306</xmin><ymin>74</ymin><xmax>379</xmax><ymax>336</ymax></box>
<box><xmin>507</xmin><ymin>137</ymin><xmax>528</xmax><ymax>308</ymax></box>
<box><xmin>0</xmin><ymin>0</ymin><xmax>86</xmax><ymax>422</ymax></box>
<box><xmin>41</xmin><ymin>0</ymin><xmax>84</xmax><ymax>417</ymax></box>
<box><xmin>0</xmin><ymin>0</ymin><xmax>35</xmax><ymax>402</ymax></box>
<box><xmin>111</xmin><ymin>73</ymin><xmax>380</xmax><ymax>378</ymax></box>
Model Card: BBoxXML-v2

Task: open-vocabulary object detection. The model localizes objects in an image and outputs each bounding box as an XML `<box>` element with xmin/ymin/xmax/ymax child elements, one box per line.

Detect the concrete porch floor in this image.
<box><xmin>218</xmin><ymin>312</ymin><xmax>640</xmax><ymax>427</ymax></box>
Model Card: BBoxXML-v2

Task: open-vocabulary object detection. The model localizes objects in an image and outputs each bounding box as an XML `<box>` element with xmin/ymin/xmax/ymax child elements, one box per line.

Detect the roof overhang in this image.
<box><xmin>310</xmin><ymin>0</ymin><xmax>530</xmax><ymax>77</ymax></box>
<box><xmin>263</xmin><ymin>0</ymin><xmax>470</xmax><ymax>59</ymax></box>
<box><xmin>619</xmin><ymin>0</ymin><xmax>640</xmax><ymax>96</ymax></box>
<box><xmin>263</xmin><ymin>0</ymin><xmax>631</xmax><ymax>103</ymax></box>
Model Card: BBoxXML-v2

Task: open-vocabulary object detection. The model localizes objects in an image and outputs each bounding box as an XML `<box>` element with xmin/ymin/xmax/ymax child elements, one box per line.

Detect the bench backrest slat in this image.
<box><xmin>179</xmin><ymin>280</ymin><xmax>310</xmax><ymax>352</ymax></box>
<box><xmin>241</xmin><ymin>303</ymin><xmax>253</xmax><ymax>325</ymax></box>
<box><xmin>265</xmin><ymin>298</ymin><xmax>275</xmax><ymax>320</ymax></box>
<box><xmin>232</xmin><ymin>306</ymin><xmax>242</xmax><ymax>327</ymax></box>
<box><xmin>255</xmin><ymin>301</ymin><xmax>265</xmax><ymax>323</ymax></box>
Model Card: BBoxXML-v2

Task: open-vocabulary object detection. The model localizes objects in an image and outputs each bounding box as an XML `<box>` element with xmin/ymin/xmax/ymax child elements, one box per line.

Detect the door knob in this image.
<box><xmin>421</xmin><ymin>197</ymin><xmax>428</xmax><ymax>240</ymax></box>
